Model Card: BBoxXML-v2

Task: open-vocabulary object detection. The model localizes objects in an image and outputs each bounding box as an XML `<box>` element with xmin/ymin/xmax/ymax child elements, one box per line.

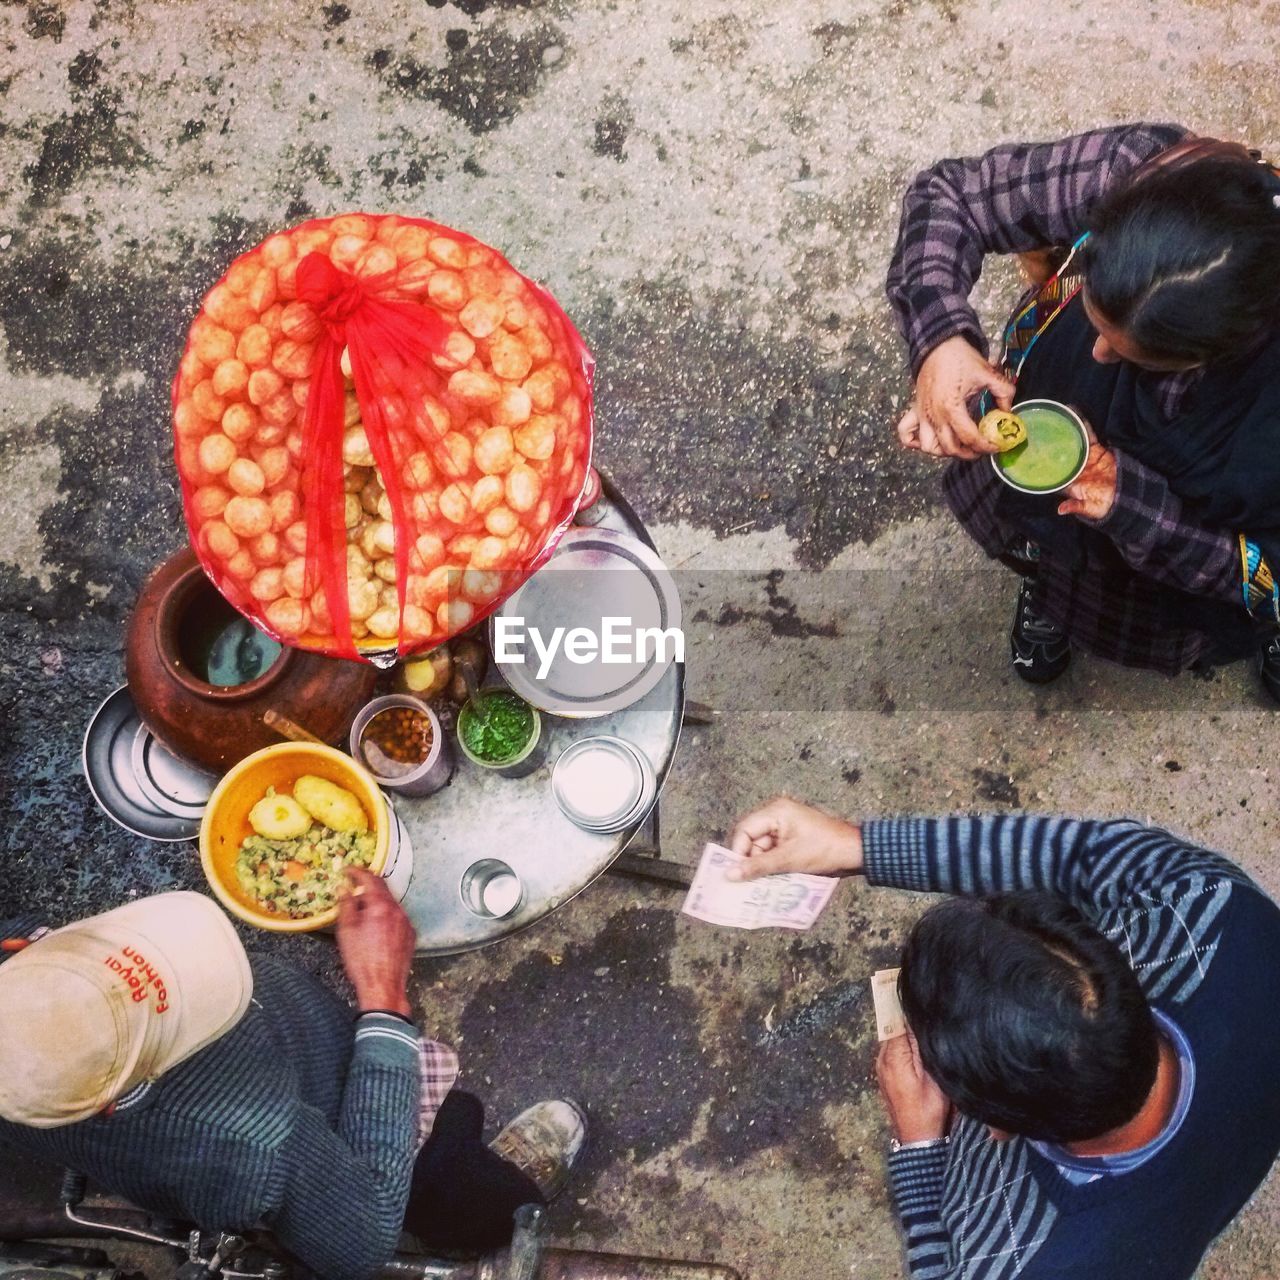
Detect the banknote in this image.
<box><xmin>681</xmin><ymin>843</ymin><xmax>839</xmax><ymax>931</ymax></box>
<box><xmin>871</xmin><ymin>967</ymin><xmax>907</xmax><ymax>1041</ymax></box>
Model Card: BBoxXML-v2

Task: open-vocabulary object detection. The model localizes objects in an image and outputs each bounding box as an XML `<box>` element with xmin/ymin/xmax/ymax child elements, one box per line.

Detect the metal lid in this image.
<box><xmin>491</xmin><ymin>527</ymin><xmax>682</xmax><ymax>718</ymax></box>
<box><xmin>82</xmin><ymin>687</ymin><xmax>204</xmax><ymax>842</ymax></box>
<box><xmin>552</xmin><ymin>736</ymin><xmax>646</xmax><ymax>830</ymax></box>
<box><xmin>131</xmin><ymin>723</ymin><xmax>216</xmax><ymax>816</ymax></box>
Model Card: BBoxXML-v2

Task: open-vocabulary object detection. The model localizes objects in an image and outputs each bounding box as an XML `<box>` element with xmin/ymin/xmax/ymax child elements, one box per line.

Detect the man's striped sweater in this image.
<box><xmin>860</xmin><ymin>814</ymin><xmax>1280</xmax><ymax>1280</ymax></box>
<box><xmin>0</xmin><ymin>952</ymin><xmax>422</xmax><ymax>1280</ymax></box>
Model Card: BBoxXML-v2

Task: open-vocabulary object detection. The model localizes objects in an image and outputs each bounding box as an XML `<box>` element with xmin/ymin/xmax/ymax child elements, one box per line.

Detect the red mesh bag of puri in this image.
<box><xmin>171</xmin><ymin>214</ymin><xmax>594</xmax><ymax>663</ymax></box>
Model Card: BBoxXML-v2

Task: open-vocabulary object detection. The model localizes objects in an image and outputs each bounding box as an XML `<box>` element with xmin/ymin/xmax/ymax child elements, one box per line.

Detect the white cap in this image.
<box><xmin>0</xmin><ymin>892</ymin><xmax>253</xmax><ymax>1128</ymax></box>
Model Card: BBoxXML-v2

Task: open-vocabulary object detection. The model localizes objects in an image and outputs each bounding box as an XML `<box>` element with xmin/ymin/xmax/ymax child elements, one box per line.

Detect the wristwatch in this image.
<box><xmin>889</xmin><ymin>1136</ymin><xmax>950</xmax><ymax>1154</ymax></box>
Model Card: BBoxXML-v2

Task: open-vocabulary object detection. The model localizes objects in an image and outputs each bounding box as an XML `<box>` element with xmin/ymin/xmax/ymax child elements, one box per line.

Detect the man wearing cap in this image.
<box><xmin>0</xmin><ymin>872</ymin><xmax>586</xmax><ymax>1278</ymax></box>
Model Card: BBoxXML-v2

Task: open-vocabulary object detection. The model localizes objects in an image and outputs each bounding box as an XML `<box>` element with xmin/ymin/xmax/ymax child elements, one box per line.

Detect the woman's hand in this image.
<box><xmin>898</xmin><ymin>335</ymin><xmax>1016</xmax><ymax>460</ymax></box>
<box><xmin>336</xmin><ymin>868</ymin><xmax>416</xmax><ymax>1018</ymax></box>
<box><xmin>1057</xmin><ymin>424</ymin><xmax>1118</xmax><ymax>521</ymax></box>
<box><xmin>877</xmin><ymin>1029</ymin><xmax>952</xmax><ymax>1144</ymax></box>
<box><xmin>726</xmin><ymin>796</ymin><xmax>863</xmax><ymax>880</ymax></box>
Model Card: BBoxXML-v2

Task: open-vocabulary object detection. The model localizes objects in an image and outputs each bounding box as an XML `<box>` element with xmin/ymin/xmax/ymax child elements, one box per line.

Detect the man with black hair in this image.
<box><xmin>729</xmin><ymin>798</ymin><xmax>1280</xmax><ymax>1280</ymax></box>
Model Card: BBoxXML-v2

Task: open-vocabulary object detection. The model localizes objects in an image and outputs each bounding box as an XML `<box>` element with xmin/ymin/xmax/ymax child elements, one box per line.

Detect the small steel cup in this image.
<box><xmin>460</xmin><ymin>858</ymin><xmax>524</xmax><ymax>919</ymax></box>
<box><xmin>989</xmin><ymin>398</ymin><xmax>1090</xmax><ymax>495</ymax></box>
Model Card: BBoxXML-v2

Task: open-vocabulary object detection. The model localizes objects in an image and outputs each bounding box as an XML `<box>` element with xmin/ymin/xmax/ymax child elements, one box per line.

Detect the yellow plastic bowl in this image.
<box><xmin>199</xmin><ymin>742</ymin><xmax>389</xmax><ymax>932</ymax></box>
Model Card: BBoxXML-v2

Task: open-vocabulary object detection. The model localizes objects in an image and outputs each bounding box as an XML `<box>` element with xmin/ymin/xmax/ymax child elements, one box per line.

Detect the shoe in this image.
<box><xmin>489</xmin><ymin>1099</ymin><xmax>587</xmax><ymax>1201</ymax></box>
<box><xmin>1010</xmin><ymin>579</ymin><xmax>1071</xmax><ymax>684</ymax></box>
<box><xmin>1259</xmin><ymin>633</ymin><xmax>1280</xmax><ymax>705</ymax></box>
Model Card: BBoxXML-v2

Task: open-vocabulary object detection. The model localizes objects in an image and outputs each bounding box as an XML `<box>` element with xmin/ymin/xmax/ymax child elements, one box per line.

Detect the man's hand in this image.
<box><xmin>336</xmin><ymin>869</ymin><xmax>416</xmax><ymax>1019</ymax></box>
<box><xmin>726</xmin><ymin>796</ymin><xmax>863</xmax><ymax>881</ymax></box>
<box><xmin>1057</xmin><ymin>424</ymin><xmax>1117</xmax><ymax>521</ymax></box>
<box><xmin>877</xmin><ymin>1029</ymin><xmax>952</xmax><ymax>1144</ymax></box>
<box><xmin>898</xmin><ymin>335</ymin><xmax>1015</xmax><ymax>460</ymax></box>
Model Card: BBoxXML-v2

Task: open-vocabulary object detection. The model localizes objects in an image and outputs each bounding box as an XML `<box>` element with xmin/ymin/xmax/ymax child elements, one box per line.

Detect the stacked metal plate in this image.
<box><xmin>83</xmin><ymin>687</ymin><xmax>216</xmax><ymax>841</ymax></box>
<box><xmin>551</xmin><ymin>736</ymin><xmax>657</xmax><ymax>833</ymax></box>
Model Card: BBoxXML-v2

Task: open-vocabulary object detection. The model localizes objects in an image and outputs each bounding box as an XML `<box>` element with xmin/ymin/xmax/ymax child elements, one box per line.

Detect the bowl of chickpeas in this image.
<box><xmin>348</xmin><ymin>694</ymin><xmax>453</xmax><ymax>797</ymax></box>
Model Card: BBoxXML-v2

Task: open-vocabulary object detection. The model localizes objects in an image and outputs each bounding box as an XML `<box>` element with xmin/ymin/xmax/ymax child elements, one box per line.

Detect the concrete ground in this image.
<box><xmin>2</xmin><ymin>1</ymin><xmax>1279</xmax><ymax>1277</ymax></box>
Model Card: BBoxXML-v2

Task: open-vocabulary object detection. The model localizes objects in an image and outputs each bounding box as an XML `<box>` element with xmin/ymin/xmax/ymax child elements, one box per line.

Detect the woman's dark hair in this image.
<box><xmin>1082</xmin><ymin>155</ymin><xmax>1280</xmax><ymax>365</ymax></box>
<box><xmin>899</xmin><ymin>892</ymin><xmax>1158</xmax><ymax>1144</ymax></box>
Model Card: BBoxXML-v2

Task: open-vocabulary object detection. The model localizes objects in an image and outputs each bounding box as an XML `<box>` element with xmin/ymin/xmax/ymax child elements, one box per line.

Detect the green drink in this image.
<box><xmin>993</xmin><ymin>400</ymin><xmax>1088</xmax><ymax>493</ymax></box>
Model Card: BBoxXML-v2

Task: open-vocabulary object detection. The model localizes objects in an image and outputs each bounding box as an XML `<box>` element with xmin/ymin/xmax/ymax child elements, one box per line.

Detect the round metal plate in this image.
<box><xmin>490</xmin><ymin>527</ymin><xmax>682</xmax><ymax>718</ymax></box>
<box><xmin>131</xmin><ymin>723</ymin><xmax>216</xmax><ymax>816</ymax></box>
<box><xmin>552</xmin><ymin>735</ymin><xmax>645</xmax><ymax>828</ymax></box>
<box><xmin>82</xmin><ymin>687</ymin><xmax>202</xmax><ymax>842</ymax></box>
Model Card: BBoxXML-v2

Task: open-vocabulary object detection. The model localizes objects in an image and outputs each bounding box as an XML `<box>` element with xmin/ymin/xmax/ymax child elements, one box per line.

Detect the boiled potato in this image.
<box><xmin>293</xmin><ymin>775</ymin><xmax>368</xmax><ymax>833</ymax></box>
<box><xmin>248</xmin><ymin>792</ymin><xmax>312</xmax><ymax>840</ymax></box>
<box><xmin>399</xmin><ymin>646</ymin><xmax>452</xmax><ymax>697</ymax></box>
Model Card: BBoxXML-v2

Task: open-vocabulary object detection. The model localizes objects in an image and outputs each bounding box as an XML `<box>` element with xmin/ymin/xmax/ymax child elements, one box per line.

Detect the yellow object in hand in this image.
<box><xmin>978</xmin><ymin>409</ymin><xmax>1028</xmax><ymax>452</ymax></box>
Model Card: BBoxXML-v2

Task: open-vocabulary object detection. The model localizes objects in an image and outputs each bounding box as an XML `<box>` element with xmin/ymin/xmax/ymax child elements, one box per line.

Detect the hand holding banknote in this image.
<box><xmin>683</xmin><ymin>844</ymin><xmax>839</xmax><ymax>931</ymax></box>
<box><xmin>727</xmin><ymin>796</ymin><xmax>863</xmax><ymax>880</ymax></box>
<box><xmin>877</xmin><ymin>1028</ymin><xmax>952</xmax><ymax>1144</ymax></box>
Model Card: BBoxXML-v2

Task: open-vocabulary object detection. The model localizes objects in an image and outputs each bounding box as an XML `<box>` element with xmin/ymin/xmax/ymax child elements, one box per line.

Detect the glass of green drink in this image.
<box><xmin>456</xmin><ymin>688</ymin><xmax>545</xmax><ymax>779</ymax></box>
<box><xmin>991</xmin><ymin>399</ymin><xmax>1089</xmax><ymax>494</ymax></box>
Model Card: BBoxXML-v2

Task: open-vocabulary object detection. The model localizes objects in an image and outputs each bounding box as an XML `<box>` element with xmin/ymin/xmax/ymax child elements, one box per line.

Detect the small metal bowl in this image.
<box><xmin>990</xmin><ymin>398</ymin><xmax>1090</xmax><ymax>495</ymax></box>
<box><xmin>456</xmin><ymin>693</ymin><xmax>544</xmax><ymax>779</ymax></box>
<box><xmin>349</xmin><ymin>694</ymin><xmax>452</xmax><ymax>797</ymax></box>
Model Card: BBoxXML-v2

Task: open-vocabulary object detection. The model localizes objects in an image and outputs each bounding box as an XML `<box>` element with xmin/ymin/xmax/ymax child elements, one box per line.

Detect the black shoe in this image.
<box><xmin>1010</xmin><ymin>579</ymin><xmax>1071</xmax><ymax>684</ymax></box>
<box><xmin>1259</xmin><ymin>633</ymin><xmax>1280</xmax><ymax>705</ymax></box>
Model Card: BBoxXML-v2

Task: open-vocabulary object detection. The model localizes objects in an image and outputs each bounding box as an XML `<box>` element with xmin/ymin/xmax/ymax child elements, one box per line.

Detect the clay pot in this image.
<box><xmin>125</xmin><ymin>547</ymin><xmax>378</xmax><ymax>773</ymax></box>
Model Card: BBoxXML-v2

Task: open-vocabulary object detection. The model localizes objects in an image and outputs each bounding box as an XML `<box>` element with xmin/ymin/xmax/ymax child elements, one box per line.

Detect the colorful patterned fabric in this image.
<box><xmin>976</xmin><ymin>237</ymin><xmax>1089</xmax><ymax>420</ymax></box>
<box><xmin>1241</xmin><ymin>536</ymin><xmax>1280</xmax><ymax>623</ymax></box>
<box><xmin>416</xmin><ymin>1039</ymin><xmax>460</xmax><ymax>1150</ymax></box>
<box><xmin>888</xmin><ymin>122</ymin><xmax>1280</xmax><ymax>668</ymax></box>
<box><xmin>942</xmin><ymin>455</ymin><xmax>1240</xmax><ymax>673</ymax></box>
<box><xmin>886</xmin><ymin>123</ymin><xmax>1189</xmax><ymax>378</ymax></box>
<box><xmin>998</xmin><ymin>235</ymin><xmax>1088</xmax><ymax>374</ymax></box>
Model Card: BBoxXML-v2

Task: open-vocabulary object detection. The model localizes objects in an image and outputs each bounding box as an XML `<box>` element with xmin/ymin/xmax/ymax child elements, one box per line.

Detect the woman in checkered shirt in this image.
<box><xmin>886</xmin><ymin>125</ymin><xmax>1280</xmax><ymax>696</ymax></box>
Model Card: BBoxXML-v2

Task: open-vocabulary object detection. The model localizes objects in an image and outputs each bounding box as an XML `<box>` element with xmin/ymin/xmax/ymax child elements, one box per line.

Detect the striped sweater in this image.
<box><xmin>0</xmin><ymin>952</ymin><xmax>422</xmax><ymax>1280</ymax></box>
<box><xmin>860</xmin><ymin>815</ymin><xmax>1280</xmax><ymax>1280</ymax></box>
